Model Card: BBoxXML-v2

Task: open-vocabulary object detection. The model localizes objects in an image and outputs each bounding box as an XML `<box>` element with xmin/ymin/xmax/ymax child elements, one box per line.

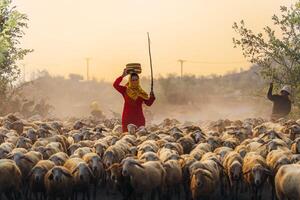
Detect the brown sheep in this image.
<box><xmin>163</xmin><ymin>159</ymin><xmax>183</xmax><ymax>199</ymax></box>
<box><xmin>266</xmin><ymin>149</ymin><xmax>292</xmax><ymax>200</ymax></box>
<box><xmin>94</xmin><ymin>140</ymin><xmax>108</xmax><ymax>157</ymax></box>
<box><xmin>105</xmin><ymin>163</ymin><xmax>133</xmax><ymax>198</ymax></box>
<box><xmin>291</xmin><ymin>137</ymin><xmax>300</xmax><ymax>154</ymax></box>
<box><xmin>0</xmin><ymin>159</ymin><xmax>22</xmax><ymax>199</ymax></box>
<box><xmin>223</xmin><ymin>151</ymin><xmax>243</xmax><ymax>200</ymax></box>
<box><xmin>243</xmin><ymin>152</ymin><xmax>271</xmax><ymax>200</ymax></box>
<box><xmin>83</xmin><ymin>152</ymin><xmax>104</xmax><ymax>186</ymax></box>
<box><xmin>121</xmin><ymin>159</ymin><xmax>166</xmax><ymax>199</ymax></box>
<box><xmin>181</xmin><ymin>155</ymin><xmax>196</xmax><ymax>200</ymax></box>
<box><xmin>139</xmin><ymin>152</ymin><xmax>159</xmax><ymax>162</ymax></box>
<box><xmin>71</xmin><ymin>147</ymin><xmax>93</xmax><ymax>158</ymax></box>
<box><xmin>8</xmin><ymin>151</ymin><xmax>42</xmax><ymax>179</ymax></box>
<box><xmin>158</xmin><ymin>147</ymin><xmax>181</xmax><ymax>162</ymax></box>
<box><xmin>16</xmin><ymin>136</ymin><xmax>32</xmax><ymax>149</ymax></box>
<box><xmin>44</xmin><ymin>166</ymin><xmax>73</xmax><ymax>199</ymax></box>
<box><xmin>64</xmin><ymin>157</ymin><xmax>95</xmax><ymax>199</ymax></box>
<box><xmin>214</xmin><ymin>146</ymin><xmax>233</xmax><ymax>160</ymax></box>
<box><xmin>234</xmin><ymin>144</ymin><xmax>248</xmax><ymax>158</ymax></box>
<box><xmin>189</xmin><ymin>159</ymin><xmax>221</xmax><ymax>200</ymax></box>
<box><xmin>28</xmin><ymin>160</ymin><xmax>55</xmax><ymax>199</ymax></box>
<box><xmin>0</xmin><ymin>142</ymin><xmax>14</xmax><ymax>159</ymax></box>
<box><xmin>103</xmin><ymin>145</ymin><xmax>127</xmax><ymax>168</ymax></box>
<box><xmin>275</xmin><ymin>164</ymin><xmax>300</xmax><ymax>200</ymax></box>
<box><xmin>177</xmin><ymin>136</ymin><xmax>195</xmax><ymax>154</ymax></box>
<box><xmin>163</xmin><ymin>142</ymin><xmax>184</xmax><ymax>155</ymax></box>
<box><xmin>49</xmin><ymin>152</ymin><xmax>69</xmax><ymax>166</ymax></box>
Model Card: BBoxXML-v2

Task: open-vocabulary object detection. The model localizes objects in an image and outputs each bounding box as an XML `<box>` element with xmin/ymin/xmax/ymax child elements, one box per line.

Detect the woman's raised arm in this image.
<box><xmin>113</xmin><ymin>76</ymin><xmax>126</xmax><ymax>95</ymax></box>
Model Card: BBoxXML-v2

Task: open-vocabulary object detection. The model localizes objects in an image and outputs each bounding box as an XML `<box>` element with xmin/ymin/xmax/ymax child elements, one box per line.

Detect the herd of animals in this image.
<box><xmin>0</xmin><ymin>114</ymin><xmax>300</xmax><ymax>200</ymax></box>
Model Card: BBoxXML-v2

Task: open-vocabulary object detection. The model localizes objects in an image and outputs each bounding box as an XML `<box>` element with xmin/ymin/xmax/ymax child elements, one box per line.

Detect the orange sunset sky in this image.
<box><xmin>14</xmin><ymin>0</ymin><xmax>296</xmax><ymax>81</ymax></box>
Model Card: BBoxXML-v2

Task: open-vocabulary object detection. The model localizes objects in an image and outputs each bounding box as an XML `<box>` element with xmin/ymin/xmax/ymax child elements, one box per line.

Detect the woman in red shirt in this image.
<box><xmin>113</xmin><ymin>69</ymin><xmax>155</xmax><ymax>132</ymax></box>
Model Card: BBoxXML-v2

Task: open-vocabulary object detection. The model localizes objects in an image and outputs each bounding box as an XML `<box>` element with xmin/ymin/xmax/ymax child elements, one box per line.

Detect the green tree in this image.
<box><xmin>0</xmin><ymin>0</ymin><xmax>32</xmax><ymax>103</ymax></box>
<box><xmin>233</xmin><ymin>1</ymin><xmax>300</xmax><ymax>111</ymax></box>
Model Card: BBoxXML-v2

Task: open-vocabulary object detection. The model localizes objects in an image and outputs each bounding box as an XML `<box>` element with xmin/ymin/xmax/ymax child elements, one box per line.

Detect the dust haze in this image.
<box><xmin>17</xmin><ymin>66</ymin><xmax>272</xmax><ymax>123</ymax></box>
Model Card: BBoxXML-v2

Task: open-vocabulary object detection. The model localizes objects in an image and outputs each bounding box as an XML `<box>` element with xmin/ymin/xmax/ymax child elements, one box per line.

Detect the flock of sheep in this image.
<box><xmin>0</xmin><ymin>114</ymin><xmax>300</xmax><ymax>200</ymax></box>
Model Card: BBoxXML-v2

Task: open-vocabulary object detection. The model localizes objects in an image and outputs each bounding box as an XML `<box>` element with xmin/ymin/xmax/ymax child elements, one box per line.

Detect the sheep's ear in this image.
<box><xmin>87</xmin><ymin>167</ymin><xmax>95</xmax><ymax>179</ymax></box>
<box><xmin>133</xmin><ymin>162</ymin><xmax>144</xmax><ymax>169</ymax></box>
<box><xmin>21</xmin><ymin>156</ymin><xmax>34</xmax><ymax>163</ymax></box>
<box><xmin>259</xmin><ymin>133</ymin><xmax>267</xmax><ymax>139</ymax></box>
<box><xmin>62</xmin><ymin>170</ymin><xmax>72</xmax><ymax>178</ymax></box>
<box><xmin>243</xmin><ymin>169</ymin><xmax>251</xmax><ymax>175</ymax></box>
<box><xmin>257</xmin><ymin>141</ymin><xmax>267</xmax><ymax>148</ymax></box>
<box><xmin>56</xmin><ymin>157</ymin><xmax>64</xmax><ymax>163</ymax></box>
<box><xmin>210</xmin><ymin>158</ymin><xmax>224</xmax><ymax>169</ymax></box>
<box><xmin>48</xmin><ymin>173</ymin><xmax>54</xmax><ymax>180</ymax></box>
<box><xmin>27</xmin><ymin>168</ymin><xmax>34</xmax><ymax>178</ymax></box>
<box><xmin>201</xmin><ymin>171</ymin><xmax>214</xmax><ymax>180</ymax></box>
<box><xmin>3</xmin><ymin>150</ymin><xmax>9</xmax><ymax>154</ymax></box>
<box><xmin>71</xmin><ymin>167</ymin><xmax>79</xmax><ymax>175</ymax></box>
<box><xmin>6</xmin><ymin>153</ymin><xmax>13</xmax><ymax>159</ymax></box>
<box><xmin>178</xmin><ymin>158</ymin><xmax>185</xmax><ymax>168</ymax></box>
<box><xmin>263</xmin><ymin>169</ymin><xmax>273</xmax><ymax>176</ymax></box>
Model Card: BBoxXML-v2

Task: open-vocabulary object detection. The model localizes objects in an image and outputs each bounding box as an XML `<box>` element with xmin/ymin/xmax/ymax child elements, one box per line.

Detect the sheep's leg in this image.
<box><xmin>158</xmin><ymin>186</ymin><xmax>164</xmax><ymax>200</ymax></box>
<box><xmin>177</xmin><ymin>184</ymin><xmax>181</xmax><ymax>200</ymax></box>
<box><xmin>250</xmin><ymin>186</ymin><xmax>255</xmax><ymax>200</ymax></box>
<box><xmin>92</xmin><ymin>183</ymin><xmax>97</xmax><ymax>200</ymax></box>
<box><xmin>235</xmin><ymin>181</ymin><xmax>240</xmax><ymax>200</ymax></box>
<box><xmin>87</xmin><ymin>190</ymin><xmax>91</xmax><ymax>200</ymax></box>
<box><xmin>271</xmin><ymin>181</ymin><xmax>275</xmax><ymax>200</ymax></box>
<box><xmin>6</xmin><ymin>192</ymin><xmax>11</xmax><ymax>200</ymax></box>
<box><xmin>220</xmin><ymin>175</ymin><xmax>225</xmax><ymax>197</ymax></box>
<box><xmin>42</xmin><ymin>192</ymin><xmax>47</xmax><ymax>200</ymax></box>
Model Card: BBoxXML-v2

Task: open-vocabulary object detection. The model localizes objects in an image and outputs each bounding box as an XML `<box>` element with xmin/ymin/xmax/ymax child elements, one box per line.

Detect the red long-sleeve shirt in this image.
<box><xmin>113</xmin><ymin>76</ymin><xmax>155</xmax><ymax>132</ymax></box>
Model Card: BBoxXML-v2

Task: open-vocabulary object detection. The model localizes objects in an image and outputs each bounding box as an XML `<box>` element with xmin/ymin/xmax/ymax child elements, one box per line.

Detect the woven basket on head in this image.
<box><xmin>126</xmin><ymin>63</ymin><xmax>142</xmax><ymax>74</ymax></box>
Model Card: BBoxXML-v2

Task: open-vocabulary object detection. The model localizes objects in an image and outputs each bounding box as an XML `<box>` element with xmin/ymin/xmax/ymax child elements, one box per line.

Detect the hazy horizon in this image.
<box><xmin>14</xmin><ymin>0</ymin><xmax>296</xmax><ymax>81</ymax></box>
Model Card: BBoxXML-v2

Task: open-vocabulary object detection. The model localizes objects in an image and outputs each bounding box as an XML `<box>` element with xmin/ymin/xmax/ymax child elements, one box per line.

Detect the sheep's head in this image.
<box><xmin>121</xmin><ymin>159</ymin><xmax>144</xmax><ymax>177</ymax></box>
<box><xmin>68</xmin><ymin>144</ymin><xmax>81</xmax><ymax>155</ymax></box>
<box><xmin>146</xmin><ymin>133</ymin><xmax>159</xmax><ymax>141</ymax></box>
<box><xmin>273</xmin><ymin>157</ymin><xmax>290</xmax><ymax>173</ymax></box>
<box><xmin>190</xmin><ymin>131</ymin><xmax>206</xmax><ymax>143</ymax></box>
<box><xmin>140</xmin><ymin>152</ymin><xmax>159</xmax><ymax>162</ymax></box>
<box><xmin>0</xmin><ymin>148</ymin><xmax>9</xmax><ymax>159</ymax></box>
<box><xmin>72</xmin><ymin>162</ymin><xmax>94</xmax><ymax>183</ymax></box>
<box><xmin>127</xmin><ymin>124</ymin><xmax>137</xmax><ymax>135</ymax></box>
<box><xmin>0</xmin><ymin>133</ymin><xmax>7</xmax><ymax>143</ymax></box>
<box><xmin>229</xmin><ymin>161</ymin><xmax>242</xmax><ymax>181</ymax></box>
<box><xmin>48</xmin><ymin>167</ymin><xmax>72</xmax><ymax>183</ymax></box>
<box><xmin>29</xmin><ymin>166</ymin><xmax>48</xmax><ymax>184</ymax></box>
<box><xmin>103</xmin><ymin>151</ymin><xmax>115</xmax><ymax>167</ymax></box>
<box><xmin>177</xmin><ymin>137</ymin><xmax>194</xmax><ymax>154</ymax></box>
<box><xmin>191</xmin><ymin>168</ymin><xmax>213</xmax><ymax>188</ymax></box>
<box><xmin>244</xmin><ymin>164</ymin><xmax>271</xmax><ymax>186</ymax></box>
<box><xmin>291</xmin><ymin>154</ymin><xmax>300</xmax><ymax>163</ymax></box>
<box><xmin>72</xmin><ymin>132</ymin><xmax>84</xmax><ymax>143</ymax></box>
<box><xmin>293</xmin><ymin>138</ymin><xmax>300</xmax><ymax>153</ymax></box>
<box><xmin>94</xmin><ymin>143</ymin><xmax>107</xmax><ymax>157</ymax></box>
<box><xmin>16</xmin><ymin>136</ymin><xmax>32</xmax><ymax>148</ymax></box>
<box><xmin>106</xmin><ymin>163</ymin><xmax>122</xmax><ymax>184</ymax></box>
<box><xmin>86</xmin><ymin>154</ymin><xmax>102</xmax><ymax>174</ymax></box>
<box><xmin>26</xmin><ymin>129</ymin><xmax>37</xmax><ymax>142</ymax></box>
<box><xmin>207</xmin><ymin>137</ymin><xmax>220</xmax><ymax>150</ymax></box>
<box><xmin>49</xmin><ymin>155</ymin><xmax>65</xmax><ymax>166</ymax></box>
<box><xmin>8</xmin><ymin>152</ymin><xmax>34</xmax><ymax>164</ymax></box>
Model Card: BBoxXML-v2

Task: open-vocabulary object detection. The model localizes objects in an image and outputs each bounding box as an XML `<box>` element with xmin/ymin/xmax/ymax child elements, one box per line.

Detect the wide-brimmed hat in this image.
<box><xmin>280</xmin><ymin>85</ymin><xmax>292</xmax><ymax>95</ymax></box>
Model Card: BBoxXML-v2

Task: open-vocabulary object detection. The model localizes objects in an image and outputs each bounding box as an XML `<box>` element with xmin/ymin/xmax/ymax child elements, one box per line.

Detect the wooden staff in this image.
<box><xmin>147</xmin><ymin>32</ymin><xmax>154</xmax><ymax>93</ymax></box>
